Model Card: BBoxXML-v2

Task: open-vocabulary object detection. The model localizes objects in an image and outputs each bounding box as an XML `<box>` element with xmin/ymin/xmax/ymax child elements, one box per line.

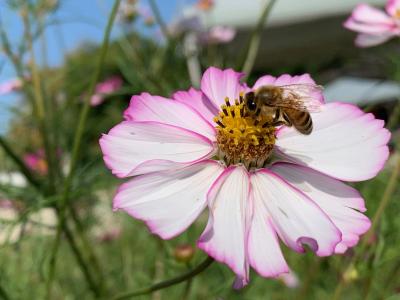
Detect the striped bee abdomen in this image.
<box><xmin>284</xmin><ymin>109</ymin><xmax>313</xmax><ymax>135</ymax></box>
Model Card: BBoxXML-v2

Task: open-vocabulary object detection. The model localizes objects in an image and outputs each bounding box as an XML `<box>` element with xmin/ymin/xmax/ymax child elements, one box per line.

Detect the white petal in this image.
<box><xmin>198</xmin><ymin>166</ymin><xmax>250</xmax><ymax>285</ymax></box>
<box><xmin>100</xmin><ymin>121</ymin><xmax>215</xmax><ymax>177</ymax></box>
<box><xmin>355</xmin><ymin>33</ymin><xmax>394</xmax><ymax>47</ymax></box>
<box><xmin>276</xmin><ymin>102</ymin><xmax>390</xmax><ymax>181</ymax></box>
<box><xmin>114</xmin><ymin>160</ymin><xmax>224</xmax><ymax>239</ymax></box>
<box><xmin>200</xmin><ymin>67</ymin><xmax>246</xmax><ymax>108</ymax></box>
<box><xmin>172</xmin><ymin>88</ymin><xmax>218</xmax><ymax>122</ymax></box>
<box><xmin>248</xmin><ymin>189</ymin><xmax>289</xmax><ymax>277</ymax></box>
<box><xmin>251</xmin><ymin>170</ymin><xmax>341</xmax><ymax>256</ymax></box>
<box><xmin>124</xmin><ymin>93</ymin><xmax>216</xmax><ymax>141</ymax></box>
<box><xmin>271</xmin><ymin>163</ymin><xmax>371</xmax><ymax>254</ymax></box>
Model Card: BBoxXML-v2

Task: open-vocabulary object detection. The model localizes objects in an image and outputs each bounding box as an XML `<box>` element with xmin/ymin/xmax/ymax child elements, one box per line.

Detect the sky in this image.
<box><xmin>0</xmin><ymin>0</ymin><xmax>194</xmax><ymax>133</ymax></box>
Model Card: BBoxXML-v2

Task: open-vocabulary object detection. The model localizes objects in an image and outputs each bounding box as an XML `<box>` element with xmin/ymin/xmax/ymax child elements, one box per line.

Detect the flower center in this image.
<box><xmin>213</xmin><ymin>95</ymin><xmax>276</xmax><ymax>169</ymax></box>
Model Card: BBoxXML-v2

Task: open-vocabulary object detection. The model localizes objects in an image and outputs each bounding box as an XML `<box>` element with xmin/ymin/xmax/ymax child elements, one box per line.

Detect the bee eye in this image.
<box><xmin>246</xmin><ymin>99</ymin><xmax>257</xmax><ymax>111</ymax></box>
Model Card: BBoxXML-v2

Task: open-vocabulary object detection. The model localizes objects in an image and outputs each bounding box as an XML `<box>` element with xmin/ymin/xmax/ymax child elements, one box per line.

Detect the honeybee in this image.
<box><xmin>243</xmin><ymin>84</ymin><xmax>323</xmax><ymax>135</ymax></box>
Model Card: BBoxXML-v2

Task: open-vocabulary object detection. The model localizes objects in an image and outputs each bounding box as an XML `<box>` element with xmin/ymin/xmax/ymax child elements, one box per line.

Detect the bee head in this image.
<box><xmin>244</xmin><ymin>91</ymin><xmax>257</xmax><ymax>111</ymax></box>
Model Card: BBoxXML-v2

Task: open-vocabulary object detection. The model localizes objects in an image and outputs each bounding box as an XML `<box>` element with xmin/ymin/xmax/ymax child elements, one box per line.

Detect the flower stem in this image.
<box><xmin>0</xmin><ymin>283</ymin><xmax>10</xmax><ymax>300</ymax></box>
<box><xmin>240</xmin><ymin>0</ymin><xmax>277</xmax><ymax>80</ymax></box>
<box><xmin>112</xmin><ymin>256</ymin><xmax>214</xmax><ymax>300</ymax></box>
<box><xmin>0</xmin><ymin>136</ymin><xmax>41</xmax><ymax>190</ymax></box>
<box><xmin>45</xmin><ymin>0</ymin><xmax>121</xmax><ymax>297</ymax></box>
<box><xmin>148</xmin><ymin>0</ymin><xmax>170</xmax><ymax>43</ymax></box>
<box><xmin>68</xmin><ymin>206</ymin><xmax>105</xmax><ymax>285</ymax></box>
<box><xmin>331</xmin><ymin>155</ymin><xmax>400</xmax><ymax>300</ymax></box>
<box><xmin>22</xmin><ymin>9</ymin><xmax>57</xmax><ymax>194</ymax></box>
<box><xmin>63</xmin><ymin>221</ymin><xmax>102</xmax><ymax>297</ymax></box>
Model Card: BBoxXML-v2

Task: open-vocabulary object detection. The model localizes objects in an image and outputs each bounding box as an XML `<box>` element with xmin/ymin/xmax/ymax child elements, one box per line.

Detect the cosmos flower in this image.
<box><xmin>197</xmin><ymin>0</ymin><xmax>214</xmax><ymax>11</ymax></box>
<box><xmin>344</xmin><ymin>0</ymin><xmax>400</xmax><ymax>47</ymax></box>
<box><xmin>24</xmin><ymin>149</ymin><xmax>48</xmax><ymax>176</ymax></box>
<box><xmin>278</xmin><ymin>268</ymin><xmax>299</xmax><ymax>288</ymax></box>
<box><xmin>90</xmin><ymin>76</ymin><xmax>123</xmax><ymax>106</ymax></box>
<box><xmin>200</xmin><ymin>26</ymin><xmax>236</xmax><ymax>45</ymax></box>
<box><xmin>0</xmin><ymin>78</ymin><xmax>23</xmax><ymax>95</ymax></box>
<box><xmin>100</xmin><ymin>67</ymin><xmax>390</xmax><ymax>287</ymax></box>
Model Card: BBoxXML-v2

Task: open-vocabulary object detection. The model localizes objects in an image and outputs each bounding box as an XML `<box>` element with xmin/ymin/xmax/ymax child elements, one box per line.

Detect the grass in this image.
<box><xmin>0</xmin><ymin>160</ymin><xmax>399</xmax><ymax>299</ymax></box>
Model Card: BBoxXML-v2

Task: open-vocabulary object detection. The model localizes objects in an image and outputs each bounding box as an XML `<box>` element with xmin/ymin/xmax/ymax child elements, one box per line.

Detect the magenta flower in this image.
<box><xmin>344</xmin><ymin>0</ymin><xmax>400</xmax><ymax>47</ymax></box>
<box><xmin>0</xmin><ymin>78</ymin><xmax>23</xmax><ymax>95</ymax></box>
<box><xmin>99</xmin><ymin>67</ymin><xmax>390</xmax><ymax>287</ymax></box>
<box><xmin>278</xmin><ymin>268</ymin><xmax>299</xmax><ymax>288</ymax></box>
<box><xmin>196</xmin><ymin>0</ymin><xmax>214</xmax><ymax>11</ymax></box>
<box><xmin>91</xmin><ymin>76</ymin><xmax>123</xmax><ymax>106</ymax></box>
<box><xmin>200</xmin><ymin>26</ymin><xmax>236</xmax><ymax>45</ymax></box>
<box><xmin>24</xmin><ymin>149</ymin><xmax>48</xmax><ymax>176</ymax></box>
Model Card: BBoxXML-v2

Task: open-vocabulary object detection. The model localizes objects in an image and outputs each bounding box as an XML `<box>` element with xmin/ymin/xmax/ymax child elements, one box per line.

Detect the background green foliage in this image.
<box><xmin>0</xmin><ymin>0</ymin><xmax>399</xmax><ymax>299</ymax></box>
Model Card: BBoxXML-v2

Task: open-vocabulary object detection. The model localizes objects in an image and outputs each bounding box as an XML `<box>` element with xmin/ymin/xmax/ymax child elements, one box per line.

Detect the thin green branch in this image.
<box><xmin>240</xmin><ymin>0</ymin><xmax>277</xmax><ymax>79</ymax></box>
<box><xmin>0</xmin><ymin>283</ymin><xmax>10</xmax><ymax>300</ymax></box>
<box><xmin>148</xmin><ymin>0</ymin><xmax>170</xmax><ymax>42</ymax></box>
<box><xmin>22</xmin><ymin>9</ymin><xmax>57</xmax><ymax>193</ymax></box>
<box><xmin>68</xmin><ymin>206</ymin><xmax>105</xmax><ymax>285</ymax></box>
<box><xmin>0</xmin><ymin>136</ymin><xmax>41</xmax><ymax>190</ymax></box>
<box><xmin>63</xmin><ymin>221</ymin><xmax>101</xmax><ymax>297</ymax></box>
<box><xmin>45</xmin><ymin>0</ymin><xmax>121</xmax><ymax>297</ymax></box>
<box><xmin>112</xmin><ymin>256</ymin><xmax>214</xmax><ymax>300</ymax></box>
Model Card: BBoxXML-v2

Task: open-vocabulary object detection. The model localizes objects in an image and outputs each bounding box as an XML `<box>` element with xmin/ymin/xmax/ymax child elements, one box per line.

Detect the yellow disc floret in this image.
<box><xmin>214</xmin><ymin>96</ymin><xmax>276</xmax><ymax>169</ymax></box>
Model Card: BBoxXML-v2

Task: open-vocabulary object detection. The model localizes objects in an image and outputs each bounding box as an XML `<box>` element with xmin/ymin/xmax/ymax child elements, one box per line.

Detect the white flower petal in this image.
<box><xmin>251</xmin><ymin>170</ymin><xmax>341</xmax><ymax>256</ymax></box>
<box><xmin>114</xmin><ymin>160</ymin><xmax>224</xmax><ymax>239</ymax></box>
<box><xmin>248</xmin><ymin>190</ymin><xmax>289</xmax><ymax>277</ymax></box>
<box><xmin>276</xmin><ymin>102</ymin><xmax>390</xmax><ymax>181</ymax></box>
<box><xmin>172</xmin><ymin>88</ymin><xmax>219</xmax><ymax>122</ymax></box>
<box><xmin>124</xmin><ymin>92</ymin><xmax>216</xmax><ymax>141</ymax></box>
<box><xmin>200</xmin><ymin>67</ymin><xmax>245</xmax><ymax>108</ymax></box>
<box><xmin>271</xmin><ymin>163</ymin><xmax>371</xmax><ymax>254</ymax></box>
<box><xmin>100</xmin><ymin>121</ymin><xmax>215</xmax><ymax>177</ymax></box>
<box><xmin>198</xmin><ymin>166</ymin><xmax>250</xmax><ymax>286</ymax></box>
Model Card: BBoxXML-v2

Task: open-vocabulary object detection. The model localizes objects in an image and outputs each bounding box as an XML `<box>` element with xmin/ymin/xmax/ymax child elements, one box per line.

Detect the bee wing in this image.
<box><xmin>277</xmin><ymin>84</ymin><xmax>324</xmax><ymax>112</ymax></box>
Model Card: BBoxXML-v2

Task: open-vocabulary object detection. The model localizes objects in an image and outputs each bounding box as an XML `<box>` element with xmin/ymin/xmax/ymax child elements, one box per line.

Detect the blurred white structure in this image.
<box><xmin>201</xmin><ymin>0</ymin><xmax>385</xmax><ymax>28</ymax></box>
<box><xmin>324</xmin><ymin>77</ymin><xmax>400</xmax><ymax>104</ymax></box>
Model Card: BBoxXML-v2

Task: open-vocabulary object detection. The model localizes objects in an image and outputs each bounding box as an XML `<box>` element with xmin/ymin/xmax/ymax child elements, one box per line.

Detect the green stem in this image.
<box><xmin>240</xmin><ymin>0</ymin><xmax>277</xmax><ymax>79</ymax></box>
<box><xmin>331</xmin><ymin>156</ymin><xmax>400</xmax><ymax>300</ymax></box>
<box><xmin>148</xmin><ymin>0</ymin><xmax>170</xmax><ymax>43</ymax></box>
<box><xmin>63</xmin><ymin>221</ymin><xmax>101</xmax><ymax>297</ymax></box>
<box><xmin>0</xmin><ymin>283</ymin><xmax>10</xmax><ymax>300</ymax></box>
<box><xmin>0</xmin><ymin>136</ymin><xmax>41</xmax><ymax>190</ymax></box>
<box><xmin>22</xmin><ymin>10</ymin><xmax>57</xmax><ymax>193</ymax></box>
<box><xmin>112</xmin><ymin>256</ymin><xmax>214</xmax><ymax>300</ymax></box>
<box><xmin>45</xmin><ymin>0</ymin><xmax>121</xmax><ymax>296</ymax></box>
<box><xmin>68</xmin><ymin>206</ymin><xmax>105</xmax><ymax>285</ymax></box>
<box><xmin>387</xmin><ymin>98</ymin><xmax>400</xmax><ymax>130</ymax></box>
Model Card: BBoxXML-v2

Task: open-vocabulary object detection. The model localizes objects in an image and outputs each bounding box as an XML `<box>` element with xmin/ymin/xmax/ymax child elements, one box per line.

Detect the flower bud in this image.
<box><xmin>173</xmin><ymin>244</ymin><xmax>195</xmax><ymax>263</ymax></box>
<box><xmin>343</xmin><ymin>266</ymin><xmax>359</xmax><ymax>283</ymax></box>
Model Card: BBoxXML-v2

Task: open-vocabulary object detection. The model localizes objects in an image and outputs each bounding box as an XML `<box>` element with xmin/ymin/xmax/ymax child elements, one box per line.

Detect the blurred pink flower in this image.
<box><xmin>91</xmin><ymin>76</ymin><xmax>123</xmax><ymax>106</ymax></box>
<box><xmin>200</xmin><ymin>26</ymin><xmax>236</xmax><ymax>44</ymax></box>
<box><xmin>24</xmin><ymin>150</ymin><xmax>48</xmax><ymax>176</ymax></box>
<box><xmin>0</xmin><ymin>199</ymin><xmax>15</xmax><ymax>209</ymax></box>
<box><xmin>197</xmin><ymin>0</ymin><xmax>214</xmax><ymax>11</ymax></box>
<box><xmin>97</xmin><ymin>228</ymin><xmax>121</xmax><ymax>243</ymax></box>
<box><xmin>0</xmin><ymin>78</ymin><xmax>23</xmax><ymax>95</ymax></box>
<box><xmin>278</xmin><ymin>269</ymin><xmax>299</xmax><ymax>288</ymax></box>
<box><xmin>169</xmin><ymin>15</ymin><xmax>235</xmax><ymax>45</ymax></box>
<box><xmin>344</xmin><ymin>0</ymin><xmax>400</xmax><ymax>47</ymax></box>
<box><xmin>100</xmin><ymin>67</ymin><xmax>389</xmax><ymax>288</ymax></box>
<box><xmin>137</xmin><ymin>6</ymin><xmax>155</xmax><ymax>26</ymax></box>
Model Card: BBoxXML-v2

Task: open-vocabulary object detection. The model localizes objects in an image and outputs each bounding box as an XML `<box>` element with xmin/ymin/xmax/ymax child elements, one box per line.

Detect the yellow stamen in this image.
<box><xmin>214</xmin><ymin>98</ymin><xmax>276</xmax><ymax>169</ymax></box>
